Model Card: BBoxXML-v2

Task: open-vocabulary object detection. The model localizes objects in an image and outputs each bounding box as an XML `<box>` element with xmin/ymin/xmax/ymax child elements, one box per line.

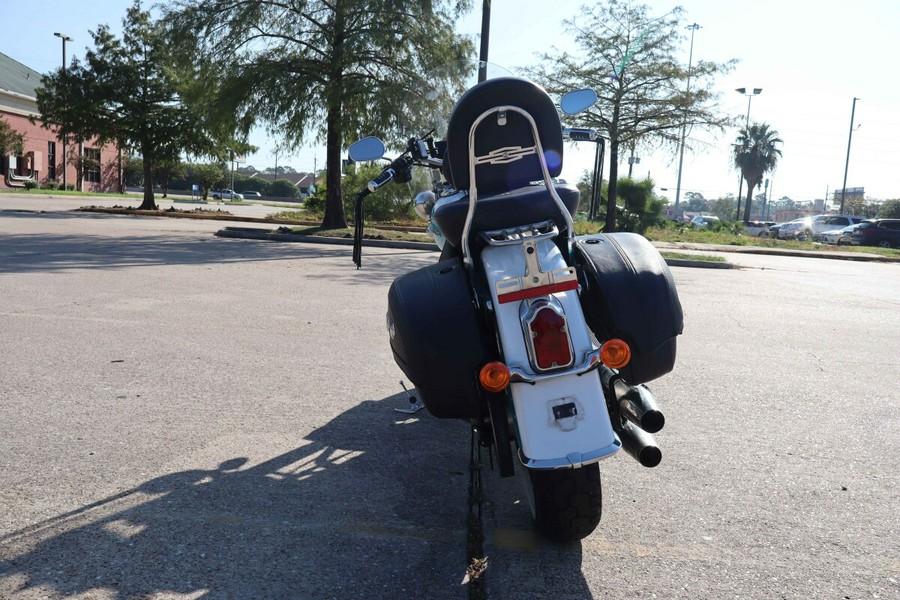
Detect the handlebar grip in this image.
<box><xmin>367</xmin><ymin>168</ymin><xmax>395</xmax><ymax>192</ymax></box>
<box><xmin>563</xmin><ymin>127</ymin><xmax>600</xmax><ymax>142</ymax></box>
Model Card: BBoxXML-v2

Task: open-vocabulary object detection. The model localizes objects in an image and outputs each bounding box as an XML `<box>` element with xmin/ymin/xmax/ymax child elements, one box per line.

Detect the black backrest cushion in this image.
<box><xmin>445</xmin><ymin>77</ymin><xmax>563</xmax><ymax>193</ymax></box>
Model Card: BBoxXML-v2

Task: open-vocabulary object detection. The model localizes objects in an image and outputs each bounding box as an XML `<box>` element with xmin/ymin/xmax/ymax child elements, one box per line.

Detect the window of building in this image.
<box><xmin>47</xmin><ymin>142</ymin><xmax>56</xmax><ymax>180</ymax></box>
<box><xmin>84</xmin><ymin>148</ymin><xmax>101</xmax><ymax>184</ymax></box>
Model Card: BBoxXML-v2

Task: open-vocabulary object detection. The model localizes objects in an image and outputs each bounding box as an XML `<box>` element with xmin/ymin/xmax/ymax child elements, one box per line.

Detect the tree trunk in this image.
<box><xmin>604</xmin><ymin>139</ymin><xmax>620</xmax><ymax>232</ymax></box>
<box><xmin>139</xmin><ymin>150</ymin><xmax>157</xmax><ymax>210</ymax></box>
<box><xmin>321</xmin><ymin>104</ymin><xmax>347</xmax><ymax>229</ymax></box>
<box><xmin>743</xmin><ymin>181</ymin><xmax>755</xmax><ymax>222</ymax></box>
<box><xmin>321</xmin><ymin>8</ymin><xmax>348</xmax><ymax>231</ymax></box>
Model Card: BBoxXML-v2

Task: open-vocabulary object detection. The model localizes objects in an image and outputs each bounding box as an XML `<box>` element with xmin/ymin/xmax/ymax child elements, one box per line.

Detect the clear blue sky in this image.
<box><xmin>4</xmin><ymin>0</ymin><xmax>899</xmax><ymax>202</ymax></box>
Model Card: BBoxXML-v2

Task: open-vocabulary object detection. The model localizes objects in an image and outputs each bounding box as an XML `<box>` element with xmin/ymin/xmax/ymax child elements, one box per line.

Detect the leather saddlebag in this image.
<box><xmin>574</xmin><ymin>233</ymin><xmax>683</xmax><ymax>384</ymax></box>
<box><xmin>386</xmin><ymin>258</ymin><xmax>489</xmax><ymax>418</ymax></box>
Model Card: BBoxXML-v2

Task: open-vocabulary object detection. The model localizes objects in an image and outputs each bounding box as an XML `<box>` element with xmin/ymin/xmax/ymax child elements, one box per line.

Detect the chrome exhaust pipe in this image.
<box><xmin>617</xmin><ymin>420</ymin><xmax>662</xmax><ymax>468</ymax></box>
<box><xmin>613</xmin><ymin>380</ymin><xmax>665</xmax><ymax>434</ymax></box>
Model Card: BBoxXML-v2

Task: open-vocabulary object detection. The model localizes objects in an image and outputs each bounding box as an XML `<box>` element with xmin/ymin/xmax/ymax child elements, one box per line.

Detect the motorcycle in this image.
<box><xmin>348</xmin><ymin>70</ymin><xmax>683</xmax><ymax>542</ymax></box>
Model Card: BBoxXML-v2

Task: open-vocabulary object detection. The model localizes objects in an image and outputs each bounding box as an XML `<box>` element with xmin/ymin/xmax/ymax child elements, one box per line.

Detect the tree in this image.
<box><xmin>154</xmin><ymin>158</ymin><xmax>187</xmax><ymax>198</ymax></box>
<box><xmin>189</xmin><ymin>163</ymin><xmax>226</xmax><ymax>200</ymax></box>
<box><xmin>733</xmin><ymin>122</ymin><xmax>782</xmax><ymax>222</ymax></box>
<box><xmin>530</xmin><ymin>1</ymin><xmax>735</xmax><ymax>231</ymax></box>
<box><xmin>37</xmin><ymin>1</ymin><xmax>220</xmax><ymax>209</ymax></box>
<box><xmin>162</xmin><ymin>0</ymin><xmax>474</xmax><ymax>229</ymax></box>
<box><xmin>616</xmin><ymin>177</ymin><xmax>666</xmax><ymax>233</ymax></box>
<box><xmin>0</xmin><ymin>118</ymin><xmax>24</xmax><ymax>156</ymax></box>
<box><xmin>879</xmin><ymin>199</ymin><xmax>900</xmax><ymax>219</ymax></box>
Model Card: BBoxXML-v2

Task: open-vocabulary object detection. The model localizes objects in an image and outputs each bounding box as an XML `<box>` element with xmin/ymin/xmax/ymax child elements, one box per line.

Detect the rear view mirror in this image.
<box><xmin>348</xmin><ymin>136</ymin><xmax>386</xmax><ymax>162</ymax></box>
<box><xmin>560</xmin><ymin>89</ymin><xmax>598</xmax><ymax>115</ymax></box>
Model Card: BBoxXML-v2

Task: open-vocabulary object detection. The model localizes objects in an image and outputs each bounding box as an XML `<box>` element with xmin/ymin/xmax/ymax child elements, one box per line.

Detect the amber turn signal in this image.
<box><xmin>600</xmin><ymin>339</ymin><xmax>631</xmax><ymax>369</ymax></box>
<box><xmin>479</xmin><ymin>362</ymin><xmax>511</xmax><ymax>393</ymax></box>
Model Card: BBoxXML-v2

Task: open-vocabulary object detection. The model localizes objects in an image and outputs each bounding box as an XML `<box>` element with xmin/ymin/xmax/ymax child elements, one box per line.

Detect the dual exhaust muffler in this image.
<box><xmin>601</xmin><ymin>366</ymin><xmax>665</xmax><ymax>468</ymax></box>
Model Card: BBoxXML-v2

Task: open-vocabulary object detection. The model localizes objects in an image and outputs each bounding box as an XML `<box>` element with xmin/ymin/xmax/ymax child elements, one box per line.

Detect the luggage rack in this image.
<box><xmin>480</xmin><ymin>220</ymin><xmax>559</xmax><ymax>246</ymax></box>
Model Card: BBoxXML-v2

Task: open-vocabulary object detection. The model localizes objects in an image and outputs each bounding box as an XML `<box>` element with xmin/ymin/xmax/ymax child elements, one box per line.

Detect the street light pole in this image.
<box><xmin>839</xmin><ymin>97</ymin><xmax>859</xmax><ymax>214</ymax></box>
<box><xmin>673</xmin><ymin>22</ymin><xmax>701</xmax><ymax>221</ymax></box>
<box><xmin>734</xmin><ymin>87</ymin><xmax>762</xmax><ymax>221</ymax></box>
<box><xmin>54</xmin><ymin>32</ymin><xmax>72</xmax><ymax>190</ymax></box>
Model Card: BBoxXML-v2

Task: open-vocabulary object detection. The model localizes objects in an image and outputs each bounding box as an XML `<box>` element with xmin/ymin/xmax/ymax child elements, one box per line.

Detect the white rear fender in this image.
<box><xmin>481</xmin><ymin>240</ymin><xmax>620</xmax><ymax>468</ymax></box>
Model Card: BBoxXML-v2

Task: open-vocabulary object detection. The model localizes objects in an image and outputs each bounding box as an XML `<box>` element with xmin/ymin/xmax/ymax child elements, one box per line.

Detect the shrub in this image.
<box><xmin>24</xmin><ymin>180</ymin><xmax>39</xmax><ymax>190</ymax></box>
<box><xmin>42</xmin><ymin>181</ymin><xmax>60</xmax><ymax>191</ymax></box>
<box><xmin>66</xmin><ymin>184</ymin><xmax>75</xmax><ymax>191</ymax></box>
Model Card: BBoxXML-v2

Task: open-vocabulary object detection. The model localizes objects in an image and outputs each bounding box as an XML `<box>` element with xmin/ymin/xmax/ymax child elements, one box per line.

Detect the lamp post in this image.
<box><xmin>734</xmin><ymin>87</ymin><xmax>762</xmax><ymax>220</ymax></box>
<box><xmin>673</xmin><ymin>22</ymin><xmax>701</xmax><ymax>221</ymax></box>
<box><xmin>54</xmin><ymin>32</ymin><xmax>72</xmax><ymax>190</ymax></box>
<box><xmin>839</xmin><ymin>97</ymin><xmax>859</xmax><ymax>214</ymax></box>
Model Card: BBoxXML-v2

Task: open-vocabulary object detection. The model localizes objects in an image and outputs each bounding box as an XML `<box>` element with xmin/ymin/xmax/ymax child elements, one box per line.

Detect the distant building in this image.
<box><xmin>833</xmin><ymin>187</ymin><xmax>864</xmax><ymax>202</ymax></box>
<box><xmin>0</xmin><ymin>52</ymin><xmax>118</xmax><ymax>191</ymax></box>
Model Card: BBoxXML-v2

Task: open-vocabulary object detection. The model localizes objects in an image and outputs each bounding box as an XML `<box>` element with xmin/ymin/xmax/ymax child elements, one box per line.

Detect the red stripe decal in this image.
<box><xmin>497</xmin><ymin>280</ymin><xmax>578</xmax><ymax>304</ymax></box>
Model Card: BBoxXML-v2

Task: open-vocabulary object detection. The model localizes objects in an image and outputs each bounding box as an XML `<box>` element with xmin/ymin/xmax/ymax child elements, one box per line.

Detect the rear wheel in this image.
<box><xmin>527</xmin><ymin>464</ymin><xmax>602</xmax><ymax>542</ymax></box>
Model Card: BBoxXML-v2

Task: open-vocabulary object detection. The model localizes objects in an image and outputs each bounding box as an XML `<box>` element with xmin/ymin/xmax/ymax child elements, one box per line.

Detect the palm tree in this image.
<box><xmin>733</xmin><ymin>123</ymin><xmax>782</xmax><ymax>221</ymax></box>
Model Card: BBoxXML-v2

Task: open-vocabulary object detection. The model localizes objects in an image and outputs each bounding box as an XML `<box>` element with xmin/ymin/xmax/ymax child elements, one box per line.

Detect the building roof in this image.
<box><xmin>0</xmin><ymin>52</ymin><xmax>43</xmax><ymax>99</ymax></box>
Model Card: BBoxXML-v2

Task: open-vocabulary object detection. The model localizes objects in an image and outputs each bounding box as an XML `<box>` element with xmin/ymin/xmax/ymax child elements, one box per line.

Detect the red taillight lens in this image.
<box><xmin>529</xmin><ymin>306</ymin><xmax>574</xmax><ymax>370</ymax></box>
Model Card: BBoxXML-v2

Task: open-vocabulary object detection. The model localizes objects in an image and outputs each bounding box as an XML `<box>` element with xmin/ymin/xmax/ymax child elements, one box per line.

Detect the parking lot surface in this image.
<box><xmin>1</xmin><ymin>206</ymin><xmax>898</xmax><ymax>599</ymax></box>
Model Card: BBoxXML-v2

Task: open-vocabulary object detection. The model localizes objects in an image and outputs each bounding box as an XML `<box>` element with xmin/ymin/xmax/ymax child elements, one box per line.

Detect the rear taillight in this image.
<box><xmin>524</xmin><ymin>300</ymin><xmax>574</xmax><ymax>371</ymax></box>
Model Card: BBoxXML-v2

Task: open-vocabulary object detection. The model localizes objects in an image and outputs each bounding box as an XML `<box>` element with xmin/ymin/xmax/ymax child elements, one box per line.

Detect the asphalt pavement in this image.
<box><xmin>0</xmin><ymin>197</ymin><xmax>898</xmax><ymax>599</ymax></box>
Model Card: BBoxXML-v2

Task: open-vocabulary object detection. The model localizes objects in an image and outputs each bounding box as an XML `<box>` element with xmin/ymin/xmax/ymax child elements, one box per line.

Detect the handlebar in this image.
<box><xmin>367</xmin><ymin>168</ymin><xmax>395</xmax><ymax>192</ymax></box>
<box><xmin>562</xmin><ymin>127</ymin><xmax>601</xmax><ymax>142</ymax></box>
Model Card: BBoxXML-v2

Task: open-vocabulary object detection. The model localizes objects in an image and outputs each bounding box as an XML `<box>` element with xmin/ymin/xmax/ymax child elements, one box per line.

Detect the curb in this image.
<box><xmin>215</xmin><ymin>226</ymin><xmax>734</xmax><ymax>269</ymax></box>
<box><xmin>662</xmin><ymin>258</ymin><xmax>734</xmax><ymax>269</ymax></box>
<box><xmin>214</xmin><ymin>226</ymin><xmax>438</xmax><ymax>251</ymax></box>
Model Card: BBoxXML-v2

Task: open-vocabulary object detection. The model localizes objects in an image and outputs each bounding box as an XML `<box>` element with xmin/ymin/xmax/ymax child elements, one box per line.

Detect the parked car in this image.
<box><xmin>812</xmin><ymin>214</ymin><xmax>866</xmax><ymax>234</ymax></box>
<box><xmin>851</xmin><ymin>219</ymin><xmax>900</xmax><ymax>248</ymax></box>
<box><xmin>768</xmin><ymin>222</ymin><xmax>786</xmax><ymax>237</ymax></box>
<box><xmin>779</xmin><ymin>214</ymin><xmax>865</xmax><ymax>240</ymax></box>
<box><xmin>691</xmin><ymin>215</ymin><xmax>720</xmax><ymax>228</ymax></box>
<box><xmin>743</xmin><ymin>220</ymin><xmax>775</xmax><ymax>237</ymax></box>
<box><xmin>777</xmin><ymin>217</ymin><xmax>814</xmax><ymax>239</ymax></box>
<box><xmin>242</xmin><ymin>191</ymin><xmax>262</xmax><ymax>199</ymax></box>
<box><xmin>212</xmin><ymin>189</ymin><xmax>244</xmax><ymax>200</ymax></box>
<box><xmin>813</xmin><ymin>224</ymin><xmax>858</xmax><ymax>245</ymax></box>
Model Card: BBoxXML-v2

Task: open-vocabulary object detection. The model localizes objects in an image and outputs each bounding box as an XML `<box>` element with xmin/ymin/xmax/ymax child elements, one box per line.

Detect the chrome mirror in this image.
<box><xmin>348</xmin><ymin>136</ymin><xmax>386</xmax><ymax>162</ymax></box>
<box><xmin>560</xmin><ymin>89</ymin><xmax>598</xmax><ymax>115</ymax></box>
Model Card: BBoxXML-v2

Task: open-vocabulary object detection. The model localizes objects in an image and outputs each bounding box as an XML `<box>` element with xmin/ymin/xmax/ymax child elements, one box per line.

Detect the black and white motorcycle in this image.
<box><xmin>349</xmin><ymin>69</ymin><xmax>683</xmax><ymax>542</ymax></box>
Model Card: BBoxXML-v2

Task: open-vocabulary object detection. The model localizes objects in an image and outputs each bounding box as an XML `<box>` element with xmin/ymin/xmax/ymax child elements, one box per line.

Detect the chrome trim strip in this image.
<box><xmin>519</xmin><ymin>438</ymin><xmax>622</xmax><ymax>469</ymax></box>
<box><xmin>480</xmin><ymin>220</ymin><xmax>559</xmax><ymax>246</ymax></box>
<box><xmin>508</xmin><ymin>348</ymin><xmax>601</xmax><ymax>384</ymax></box>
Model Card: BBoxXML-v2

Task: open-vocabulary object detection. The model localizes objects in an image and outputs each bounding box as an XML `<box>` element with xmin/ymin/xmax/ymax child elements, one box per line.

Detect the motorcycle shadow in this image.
<box><xmin>0</xmin><ymin>395</ymin><xmax>474</xmax><ymax>600</ymax></box>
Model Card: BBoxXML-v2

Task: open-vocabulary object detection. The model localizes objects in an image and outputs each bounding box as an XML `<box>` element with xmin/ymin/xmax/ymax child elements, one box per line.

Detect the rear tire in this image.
<box><xmin>528</xmin><ymin>464</ymin><xmax>602</xmax><ymax>542</ymax></box>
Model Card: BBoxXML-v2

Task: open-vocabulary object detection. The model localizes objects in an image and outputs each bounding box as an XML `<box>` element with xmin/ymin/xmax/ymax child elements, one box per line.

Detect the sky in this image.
<box><xmin>3</xmin><ymin>0</ymin><xmax>899</xmax><ymax>203</ymax></box>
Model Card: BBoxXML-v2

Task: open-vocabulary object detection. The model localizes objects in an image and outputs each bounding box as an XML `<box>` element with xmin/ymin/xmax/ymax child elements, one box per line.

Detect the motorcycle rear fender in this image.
<box><xmin>480</xmin><ymin>240</ymin><xmax>620</xmax><ymax>468</ymax></box>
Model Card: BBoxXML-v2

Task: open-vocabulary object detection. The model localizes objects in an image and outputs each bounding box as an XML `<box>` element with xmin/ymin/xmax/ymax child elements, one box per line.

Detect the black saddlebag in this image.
<box><xmin>574</xmin><ymin>233</ymin><xmax>684</xmax><ymax>384</ymax></box>
<box><xmin>386</xmin><ymin>258</ymin><xmax>489</xmax><ymax>418</ymax></box>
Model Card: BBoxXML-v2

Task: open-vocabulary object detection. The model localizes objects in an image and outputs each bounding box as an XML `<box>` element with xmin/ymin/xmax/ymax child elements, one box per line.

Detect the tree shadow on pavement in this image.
<box><xmin>0</xmin><ymin>230</ymin><xmax>436</xmax><ymax>286</ymax></box>
<box><xmin>0</xmin><ymin>395</ymin><xmax>474</xmax><ymax>599</ymax></box>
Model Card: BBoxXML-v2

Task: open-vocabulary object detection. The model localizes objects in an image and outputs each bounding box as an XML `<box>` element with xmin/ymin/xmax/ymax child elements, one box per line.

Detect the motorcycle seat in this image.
<box><xmin>432</xmin><ymin>183</ymin><xmax>580</xmax><ymax>248</ymax></box>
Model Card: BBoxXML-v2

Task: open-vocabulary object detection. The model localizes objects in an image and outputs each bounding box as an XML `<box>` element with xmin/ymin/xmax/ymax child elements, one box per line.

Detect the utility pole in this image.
<box><xmin>478</xmin><ymin>1</ymin><xmax>491</xmax><ymax>83</ymax></box>
<box><xmin>674</xmin><ymin>22</ymin><xmax>701</xmax><ymax>221</ymax></box>
<box><xmin>734</xmin><ymin>87</ymin><xmax>762</xmax><ymax>220</ymax></box>
<box><xmin>840</xmin><ymin>97</ymin><xmax>859</xmax><ymax>214</ymax></box>
<box><xmin>53</xmin><ymin>32</ymin><xmax>72</xmax><ymax>190</ymax></box>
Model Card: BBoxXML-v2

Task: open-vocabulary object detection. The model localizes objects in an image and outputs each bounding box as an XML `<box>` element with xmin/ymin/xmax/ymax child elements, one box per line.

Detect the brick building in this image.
<box><xmin>0</xmin><ymin>51</ymin><xmax>118</xmax><ymax>191</ymax></box>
